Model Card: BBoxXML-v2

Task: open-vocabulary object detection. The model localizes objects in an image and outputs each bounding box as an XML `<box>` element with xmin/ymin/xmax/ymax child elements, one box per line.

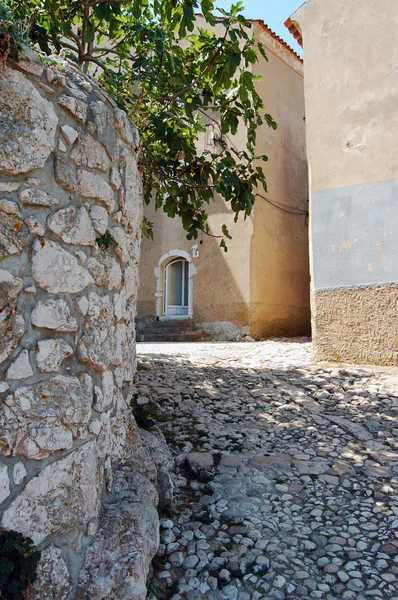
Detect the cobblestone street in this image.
<box><xmin>136</xmin><ymin>340</ymin><xmax>398</xmax><ymax>600</ymax></box>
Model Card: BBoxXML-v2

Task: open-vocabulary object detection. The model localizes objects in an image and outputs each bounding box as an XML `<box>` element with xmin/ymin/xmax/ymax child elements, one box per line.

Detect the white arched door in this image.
<box><xmin>165</xmin><ymin>258</ymin><xmax>189</xmax><ymax>317</ymax></box>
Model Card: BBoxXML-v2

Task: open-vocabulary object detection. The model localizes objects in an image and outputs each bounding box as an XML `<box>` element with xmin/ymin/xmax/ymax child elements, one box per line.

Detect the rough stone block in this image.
<box><xmin>89</xmin><ymin>101</ymin><xmax>118</xmax><ymax>161</ymax></box>
<box><xmin>71</xmin><ymin>131</ymin><xmax>110</xmax><ymax>172</ymax></box>
<box><xmin>47</xmin><ymin>205</ymin><xmax>96</xmax><ymax>245</ymax></box>
<box><xmin>0</xmin><ymin>199</ymin><xmax>26</xmax><ymax>259</ymax></box>
<box><xmin>0</xmin><ymin>269</ymin><xmax>25</xmax><ymax>365</ymax></box>
<box><xmin>78</xmin><ymin>292</ymin><xmax>116</xmax><ymax>371</ymax></box>
<box><xmin>77</xmin><ymin>170</ymin><xmax>115</xmax><ymax>212</ymax></box>
<box><xmin>31</xmin><ymin>298</ymin><xmax>78</xmax><ymax>332</ymax></box>
<box><xmin>58</xmin><ymin>94</ymin><xmax>87</xmax><ymax>124</ymax></box>
<box><xmin>0</xmin><ymin>464</ymin><xmax>10</xmax><ymax>504</ymax></box>
<box><xmin>24</xmin><ymin>546</ymin><xmax>72</xmax><ymax>600</ymax></box>
<box><xmin>1</xmin><ymin>442</ymin><xmax>102</xmax><ymax>543</ymax></box>
<box><xmin>90</xmin><ymin>204</ymin><xmax>108</xmax><ymax>235</ymax></box>
<box><xmin>19</xmin><ymin>188</ymin><xmax>59</xmax><ymax>207</ymax></box>
<box><xmin>24</xmin><ymin>216</ymin><xmax>45</xmax><ymax>236</ymax></box>
<box><xmin>36</xmin><ymin>338</ymin><xmax>73</xmax><ymax>372</ymax></box>
<box><xmin>6</xmin><ymin>349</ymin><xmax>33</xmax><ymax>380</ymax></box>
<box><xmin>32</xmin><ymin>238</ymin><xmax>94</xmax><ymax>293</ymax></box>
<box><xmin>54</xmin><ymin>155</ymin><xmax>78</xmax><ymax>192</ymax></box>
<box><xmin>0</xmin><ymin>67</ymin><xmax>57</xmax><ymax>175</ymax></box>
<box><xmin>60</xmin><ymin>124</ymin><xmax>78</xmax><ymax>145</ymax></box>
<box><xmin>0</xmin><ymin>374</ymin><xmax>92</xmax><ymax>459</ymax></box>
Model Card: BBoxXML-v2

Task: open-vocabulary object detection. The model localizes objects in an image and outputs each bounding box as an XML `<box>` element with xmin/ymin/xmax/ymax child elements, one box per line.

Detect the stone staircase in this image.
<box><xmin>136</xmin><ymin>319</ymin><xmax>213</xmax><ymax>342</ymax></box>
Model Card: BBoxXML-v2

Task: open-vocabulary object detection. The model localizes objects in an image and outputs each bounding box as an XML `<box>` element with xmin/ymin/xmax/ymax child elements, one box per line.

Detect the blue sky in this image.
<box><xmin>216</xmin><ymin>0</ymin><xmax>304</xmax><ymax>56</ymax></box>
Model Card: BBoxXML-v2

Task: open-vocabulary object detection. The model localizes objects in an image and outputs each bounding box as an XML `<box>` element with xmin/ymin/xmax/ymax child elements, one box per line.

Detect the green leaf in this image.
<box><xmin>5</xmin><ymin>0</ymin><xmax>275</xmax><ymax>249</ymax></box>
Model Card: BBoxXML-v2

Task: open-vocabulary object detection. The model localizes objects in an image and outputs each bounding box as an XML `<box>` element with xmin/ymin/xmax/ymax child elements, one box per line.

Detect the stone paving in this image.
<box><xmin>135</xmin><ymin>340</ymin><xmax>398</xmax><ymax>600</ymax></box>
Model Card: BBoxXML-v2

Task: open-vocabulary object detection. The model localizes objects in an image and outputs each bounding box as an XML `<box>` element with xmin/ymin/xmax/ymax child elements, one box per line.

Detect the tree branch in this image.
<box><xmin>156</xmin><ymin>25</ymin><xmax>231</xmax><ymax>102</ymax></box>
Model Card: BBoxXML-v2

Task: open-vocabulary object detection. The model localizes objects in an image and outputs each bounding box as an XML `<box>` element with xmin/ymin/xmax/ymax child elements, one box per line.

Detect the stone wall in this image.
<box><xmin>0</xmin><ymin>53</ymin><xmax>164</xmax><ymax>598</ymax></box>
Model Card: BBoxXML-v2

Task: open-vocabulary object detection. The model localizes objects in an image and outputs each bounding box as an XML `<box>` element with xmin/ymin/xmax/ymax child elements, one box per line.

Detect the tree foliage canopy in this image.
<box><xmin>3</xmin><ymin>0</ymin><xmax>276</xmax><ymax>248</ymax></box>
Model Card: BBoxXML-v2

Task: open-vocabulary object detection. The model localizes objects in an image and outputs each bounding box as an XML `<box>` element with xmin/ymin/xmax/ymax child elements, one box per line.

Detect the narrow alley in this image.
<box><xmin>135</xmin><ymin>340</ymin><xmax>398</xmax><ymax>600</ymax></box>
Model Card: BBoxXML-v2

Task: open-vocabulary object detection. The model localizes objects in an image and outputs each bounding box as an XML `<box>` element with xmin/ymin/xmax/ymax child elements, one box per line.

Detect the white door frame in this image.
<box><xmin>165</xmin><ymin>258</ymin><xmax>188</xmax><ymax>317</ymax></box>
<box><xmin>154</xmin><ymin>249</ymin><xmax>197</xmax><ymax>319</ymax></box>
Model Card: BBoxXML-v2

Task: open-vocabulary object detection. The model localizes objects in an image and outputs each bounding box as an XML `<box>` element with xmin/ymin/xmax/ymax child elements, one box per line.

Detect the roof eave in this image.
<box><xmin>284</xmin><ymin>17</ymin><xmax>303</xmax><ymax>48</ymax></box>
<box><xmin>252</xmin><ymin>19</ymin><xmax>303</xmax><ymax>63</ymax></box>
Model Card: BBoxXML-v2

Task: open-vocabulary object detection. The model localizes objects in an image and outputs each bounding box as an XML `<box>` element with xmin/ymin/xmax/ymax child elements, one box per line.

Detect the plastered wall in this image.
<box><xmin>291</xmin><ymin>0</ymin><xmax>398</xmax><ymax>364</ymax></box>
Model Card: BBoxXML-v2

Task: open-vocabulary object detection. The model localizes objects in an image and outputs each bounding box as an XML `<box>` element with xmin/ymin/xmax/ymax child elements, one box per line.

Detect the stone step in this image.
<box><xmin>138</xmin><ymin>324</ymin><xmax>213</xmax><ymax>342</ymax></box>
<box><xmin>148</xmin><ymin>319</ymin><xmax>193</xmax><ymax>328</ymax></box>
<box><xmin>142</xmin><ymin>331</ymin><xmax>213</xmax><ymax>342</ymax></box>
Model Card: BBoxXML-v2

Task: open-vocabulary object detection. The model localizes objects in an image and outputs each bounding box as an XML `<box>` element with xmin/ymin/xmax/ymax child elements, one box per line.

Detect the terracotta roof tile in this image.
<box><xmin>284</xmin><ymin>17</ymin><xmax>303</xmax><ymax>48</ymax></box>
<box><xmin>252</xmin><ymin>19</ymin><xmax>303</xmax><ymax>62</ymax></box>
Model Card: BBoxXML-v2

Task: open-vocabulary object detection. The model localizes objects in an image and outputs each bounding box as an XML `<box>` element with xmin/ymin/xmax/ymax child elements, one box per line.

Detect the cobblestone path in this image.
<box><xmin>135</xmin><ymin>340</ymin><xmax>398</xmax><ymax>600</ymax></box>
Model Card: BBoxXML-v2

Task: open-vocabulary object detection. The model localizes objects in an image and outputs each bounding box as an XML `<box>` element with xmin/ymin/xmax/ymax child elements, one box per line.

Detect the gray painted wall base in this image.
<box><xmin>312</xmin><ymin>178</ymin><xmax>398</xmax><ymax>291</ymax></box>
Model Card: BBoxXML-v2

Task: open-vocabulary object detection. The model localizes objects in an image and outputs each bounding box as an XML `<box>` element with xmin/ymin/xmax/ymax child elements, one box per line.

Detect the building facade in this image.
<box><xmin>137</xmin><ymin>21</ymin><xmax>310</xmax><ymax>341</ymax></box>
<box><xmin>287</xmin><ymin>0</ymin><xmax>398</xmax><ymax>365</ymax></box>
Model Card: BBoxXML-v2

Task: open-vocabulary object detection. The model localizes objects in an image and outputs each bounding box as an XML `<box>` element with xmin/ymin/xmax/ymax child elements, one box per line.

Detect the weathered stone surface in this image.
<box><xmin>48</xmin><ymin>206</ymin><xmax>96</xmax><ymax>245</ymax></box>
<box><xmin>1</xmin><ymin>442</ymin><xmax>102</xmax><ymax>543</ymax></box>
<box><xmin>0</xmin><ymin>464</ymin><xmax>10</xmax><ymax>504</ymax></box>
<box><xmin>0</xmin><ymin>269</ymin><xmax>25</xmax><ymax>365</ymax></box>
<box><xmin>36</xmin><ymin>338</ymin><xmax>74</xmax><ymax>372</ymax></box>
<box><xmin>75</xmin><ymin>296</ymin><xmax>89</xmax><ymax>316</ymax></box>
<box><xmin>327</xmin><ymin>414</ymin><xmax>373</xmax><ymax>441</ymax></box>
<box><xmin>54</xmin><ymin>155</ymin><xmax>77</xmax><ymax>192</ymax></box>
<box><xmin>0</xmin><ymin>60</ymin><xmax>144</xmax><ymax>600</ymax></box>
<box><xmin>89</xmin><ymin>101</ymin><xmax>118</xmax><ymax>161</ymax></box>
<box><xmin>140</xmin><ymin>430</ymin><xmax>174</xmax><ymax>508</ymax></box>
<box><xmin>23</xmin><ymin>284</ymin><xmax>36</xmax><ymax>295</ymax></box>
<box><xmin>77</xmin><ymin>170</ymin><xmax>115</xmax><ymax>212</ymax></box>
<box><xmin>249</xmin><ymin>453</ymin><xmax>292</xmax><ymax>471</ymax></box>
<box><xmin>114</xmin><ymin>322</ymin><xmax>135</xmax><ymax>387</ymax></box>
<box><xmin>94</xmin><ymin>370</ymin><xmax>115</xmax><ymax>412</ymax></box>
<box><xmin>60</xmin><ymin>124</ymin><xmax>78</xmax><ymax>145</ymax></box>
<box><xmin>12</xmin><ymin>462</ymin><xmax>27</xmax><ymax>485</ymax></box>
<box><xmin>6</xmin><ymin>349</ymin><xmax>33</xmax><ymax>380</ymax></box>
<box><xmin>110</xmin><ymin>167</ymin><xmax>122</xmax><ymax>191</ymax></box>
<box><xmin>114</xmin><ymin>263</ymin><xmax>138</xmax><ymax>322</ymax></box>
<box><xmin>114</xmin><ymin>109</ymin><xmax>139</xmax><ymax>148</ymax></box>
<box><xmin>76</xmin><ymin>468</ymin><xmax>159</xmax><ymax>600</ymax></box>
<box><xmin>186</xmin><ymin>452</ymin><xmax>214</xmax><ymax>476</ymax></box>
<box><xmin>120</xmin><ymin>148</ymin><xmax>143</xmax><ymax>234</ymax></box>
<box><xmin>0</xmin><ymin>375</ymin><xmax>92</xmax><ymax>459</ymax></box>
<box><xmin>88</xmin><ymin>253</ymin><xmax>122</xmax><ymax>290</ymax></box>
<box><xmin>24</xmin><ymin>216</ymin><xmax>45</xmax><ymax>236</ymax></box>
<box><xmin>26</xmin><ymin>178</ymin><xmax>43</xmax><ymax>187</ymax></box>
<box><xmin>0</xmin><ymin>199</ymin><xmax>26</xmax><ymax>259</ymax></box>
<box><xmin>111</xmin><ymin>227</ymin><xmax>130</xmax><ymax>263</ymax></box>
<box><xmin>32</xmin><ymin>238</ymin><xmax>94</xmax><ymax>293</ymax></box>
<box><xmin>31</xmin><ymin>298</ymin><xmax>78</xmax><ymax>332</ymax></box>
<box><xmin>19</xmin><ymin>188</ymin><xmax>59</xmax><ymax>207</ymax></box>
<box><xmin>58</xmin><ymin>94</ymin><xmax>87</xmax><ymax>124</ymax></box>
<box><xmin>71</xmin><ymin>131</ymin><xmax>110</xmax><ymax>172</ymax></box>
<box><xmin>90</xmin><ymin>204</ymin><xmax>108</xmax><ymax>235</ymax></box>
<box><xmin>59</xmin><ymin>139</ymin><xmax>67</xmax><ymax>153</ymax></box>
<box><xmin>0</xmin><ymin>182</ymin><xmax>20</xmax><ymax>192</ymax></box>
<box><xmin>78</xmin><ymin>292</ymin><xmax>116</xmax><ymax>371</ymax></box>
<box><xmin>47</xmin><ymin>68</ymin><xmax>66</xmax><ymax>87</ymax></box>
<box><xmin>24</xmin><ymin>545</ymin><xmax>72</xmax><ymax>600</ymax></box>
<box><xmin>0</xmin><ymin>67</ymin><xmax>58</xmax><ymax>175</ymax></box>
<box><xmin>15</xmin><ymin>59</ymin><xmax>43</xmax><ymax>77</ymax></box>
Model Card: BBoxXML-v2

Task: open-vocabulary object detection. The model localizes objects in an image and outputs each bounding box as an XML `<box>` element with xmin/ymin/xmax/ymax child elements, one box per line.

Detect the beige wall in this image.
<box><xmin>251</xmin><ymin>23</ymin><xmax>310</xmax><ymax>337</ymax></box>
<box><xmin>292</xmin><ymin>0</ymin><xmax>398</xmax><ymax>192</ymax></box>
<box><xmin>291</xmin><ymin>0</ymin><xmax>398</xmax><ymax>365</ymax></box>
<box><xmin>138</xmin><ymin>196</ymin><xmax>252</xmax><ymax>328</ymax></box>
<box><xmin>138</xmin><ymin>23</ymin><xmax>310</xmax><ymax>338</ymax></box>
